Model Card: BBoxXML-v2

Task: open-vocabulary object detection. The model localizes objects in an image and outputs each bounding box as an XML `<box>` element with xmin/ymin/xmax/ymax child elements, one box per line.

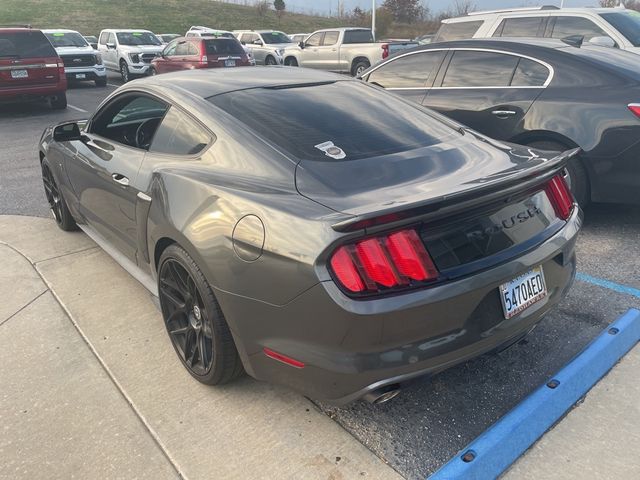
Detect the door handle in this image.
<box><xmin>491</xmin><ymin>110</ymin><xmax>517</xmax><ymax>117</ymax></box>
<box><xmin>111</xmin><ymin>173</ymin><xmax>129</xmax><ymax>186</ymax></box>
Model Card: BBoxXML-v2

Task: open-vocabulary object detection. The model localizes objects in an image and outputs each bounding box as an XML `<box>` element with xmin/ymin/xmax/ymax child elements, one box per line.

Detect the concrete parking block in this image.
<box><xmin>0</xmin><ymin>244</ymin><xmax>46</xmax><ymax>323</ymax></box>
<box><xmin>0</xmin><ymin>215</ymin><xmax>95</xmax><ymax>263</ymax></box>
<box><xmin>24</xmin><ymin>218</ymin><xmax>402</xmax><ymax>479</ymax></box>
<box><xmin>0</xmin><ymin>291</ymin><xmax>178</xmax><ymax>480</ymax></box>
<box><xmin>504</xmin><ymin>344</ymin><xmax>640</xmax><ymax>480</ymax></box>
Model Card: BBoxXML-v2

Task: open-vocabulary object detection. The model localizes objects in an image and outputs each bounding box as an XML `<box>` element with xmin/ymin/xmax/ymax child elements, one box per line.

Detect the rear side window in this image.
<box><xmin>493</xmin><ymin>17</ymin><xmax>545</xmax><ymax>37</ymax></box>
<box><xmin>368</xmin><ymin>51</ymin><xmax>445</xmax><ymax>88</ymax></box>
<box><xmin>550</xmin><ymin>16</ymin><xmax>606</xmax><ymax>41</ymax></box>
<box><xmin>511</xmin><ymin>58</ymin><xmax>549</xmax><ymax>86</ymax></box>
<box><xmin>99</xmin><ymin>32</ymin><xmax>109</xmax><ymax>44</ymax></box>
<box><xmin>442</xmin><ymin>51</ymin><xmax>519</xmax><ymax>87</ymax></box>
<box><xmin>433</xmin><ymin>21</ymin><xmax>483</xmax><ymax>42</ymax></box>
<box><xmin>0</xmin><ymin>31</ymin><xmax>56</xmax><ymax>58</ymax></box>
<box><xmin>343</xmin><ymin>30</ymin><xmax>374</xmax><ymax>44</ymax></box>
<box><xmin>208</xmin><ymin>81</ymin><xmax>458</xmax><ymax>161</ymax></box>
<box><xmin>175</xmin><ymin>42</ymin><xmax>190</xmax><ymax>56</ymax></box>
<box><xmin>150</xmin><ymin>107</ymin><xmax>212</xmax><ymax>156</ymax></box>
<box><xmin>204</xmin><ymin>38</ymin><xmax>244</xmax><ymax>55</ymax></box>
<box><xmin>601</xmin><ymin>10</ymin><xmax>640</xmax><ymax>46</ymax></box>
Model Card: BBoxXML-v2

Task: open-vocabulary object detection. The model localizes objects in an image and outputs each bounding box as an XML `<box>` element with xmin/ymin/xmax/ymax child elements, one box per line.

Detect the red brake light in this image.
<box><xmin>628</xmin><ymin>103</ymin><xmax>640</xmax><ymax>118</ymax></box>
<box><xmin>356</xmin><ymin>238</ymin><xmax>400</xmax><ymax>287</ymax></box>
<box><xmin>385</xmin><ymin>230</ymin><xmax>438</xmax><ymax>281</ymax></box>
<box><xmin>381</xmin><ymin>43</ymin><xmax>389</xmax><ymax>59</ymax></box>
<box><xmin>545</xmin><ymin>174</ymin><xmax>574</xmax><ymax>220</ymax></box>
<box><xmin>329</xmin><ymin>228</ymin><xmax>439</xmax><ymax>295</ymax></box>
<box><xmin>330</xmin><ymin>246</ymin><xmax>365</xmax><ymax>292</ymax></box>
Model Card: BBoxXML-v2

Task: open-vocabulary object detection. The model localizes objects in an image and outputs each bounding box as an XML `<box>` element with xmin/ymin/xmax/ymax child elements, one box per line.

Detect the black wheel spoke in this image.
<box><xmin>159</xmin><ymin>257</ymin><xmax>214</xmax><ymax>376</ymax></box>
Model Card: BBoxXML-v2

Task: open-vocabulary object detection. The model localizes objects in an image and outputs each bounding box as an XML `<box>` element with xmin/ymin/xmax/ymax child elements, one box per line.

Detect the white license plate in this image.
<box><xmin>224</xmin><ymin>59</ymin><xmax>236</xmax><ymax>67</ymax></box>
<box><xmin>75</xmin><ymin>73</ymin><xmax>86</xmax><ymax>79</ymax></box>
<box><xmin>499</xmin><ymin>266</ymin><xmax>547</xmax><ymax>319</ymax></box>
<box><xmin>11</xmin><ymin>69</ymin><xmax>28</xmax><ymax>79</ymax></box>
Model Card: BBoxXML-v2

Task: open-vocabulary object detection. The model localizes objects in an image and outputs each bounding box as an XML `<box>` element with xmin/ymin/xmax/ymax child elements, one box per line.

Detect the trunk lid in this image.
<box><xmin>295</xmin><ymin>133</ymin><xmax>575</xmax><ymax>219</ymax></box>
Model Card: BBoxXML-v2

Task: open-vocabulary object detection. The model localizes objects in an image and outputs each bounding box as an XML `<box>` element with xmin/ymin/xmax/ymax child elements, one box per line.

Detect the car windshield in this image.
<box><xmin>208</xmin><ymin>81</ymin><xmax>458</xmax><ymax>161</ymax></box>
<box><xmin>116</xmin><ymin>32</ymin><xmax>161</xmax><ymax>46</ymax></box>
<box><xmin>601</xmin><ymin>10</ymin><xmax>640</xmax><ymax>46</ymax></box>
<box><xmin>261</xmin><ymin>32</ymin><xmax>293</xmax><ymax>44</ymax></box>
<box><xmin>0</xmin><ymin>31</ymin><xmax>57</xmax><ymax>58</ymax></box>
<box><xmin>45</xmin><ymin>32</ymin><xmax>88</xmax><ymax>47</ymax></box>
<box><xmin>204</xmin><ymin>38</ymin><xmax>245</xmax><ymax>55</ymax></box>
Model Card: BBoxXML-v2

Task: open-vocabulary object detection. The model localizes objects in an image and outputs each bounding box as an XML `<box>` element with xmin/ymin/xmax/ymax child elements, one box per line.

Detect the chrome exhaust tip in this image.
<box><xmin>363</xmin><ymin>384</ymin><xmax>401</xmax><ymax>404</ymax></box>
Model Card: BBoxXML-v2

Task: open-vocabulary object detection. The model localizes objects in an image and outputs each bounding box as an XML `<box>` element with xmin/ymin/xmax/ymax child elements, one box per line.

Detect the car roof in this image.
<box><xmin>100</xmin><ymin>29</ymin><xmax>154</xmax><ymax>33</ymax></box>
<box><xmin>42</xmin><ymin>29</ymin><xmax>81</xmax><ymax>34</ymax></box>
<box><xmin>133</xmin><ymin>66</ymin><xmax>351</xmax><ymax>99</ymax></box>
<box><xmin>444</xmin><ymin>6</ymin><xmax>624</xmax><ymax>23</ymax></box>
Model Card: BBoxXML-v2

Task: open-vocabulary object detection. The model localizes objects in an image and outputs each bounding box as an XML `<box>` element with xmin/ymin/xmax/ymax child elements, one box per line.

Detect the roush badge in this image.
<box><xmin>314</xmin><ymin>141</ymin><xmax>346</xmax><ymax>159</ymax></box>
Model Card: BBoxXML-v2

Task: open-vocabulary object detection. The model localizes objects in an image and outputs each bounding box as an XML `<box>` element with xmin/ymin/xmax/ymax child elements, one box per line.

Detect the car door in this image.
<box><xmin>299</xmin><ymin>32</ymin><xmax>324</xmax><ymax>68</ymax></box>
<box><xmin>154</xmin><ymin>39</ymin><xmax>178</xmax><ymax>73</ymax></box>
<box><xmin>422</xmin><ymin>49</ymin><xmax>548</xmax><ymax>140</ymax></box>
<box><xmin>241</xmin><ymin>33</ymin><xmax>264</xmax><ymax>64</ymax></box>
<box><xmin>102</xmin><ymin>32</ymin><xmax>118</xmax><ymax>69</ymax></box>
<box><xmin>316</xmin><ymin>30</ymin><xmax>340</xmax><ymax>71</ymax></box>
<box><xmin>364</xmin><ymin>50</ymin><xmax>446</xmax><ymax>104</ymax></box>
<box><xmin>66</xmin><ymin>93</ymin><xmax>169</xmax><ymax>261</ymax></box>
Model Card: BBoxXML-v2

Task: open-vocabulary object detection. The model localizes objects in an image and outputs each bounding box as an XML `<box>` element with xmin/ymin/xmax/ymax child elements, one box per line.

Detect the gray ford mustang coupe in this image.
<box><xmin>39</xmin><ymin>67</ymin><xmax>581</xmax><ymax>404</ymax></box>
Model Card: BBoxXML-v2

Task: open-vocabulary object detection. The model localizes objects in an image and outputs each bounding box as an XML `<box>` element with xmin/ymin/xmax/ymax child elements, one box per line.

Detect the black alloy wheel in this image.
<box><xmin>158</xmin><ymin>245</ymin><xmax>244</xmax><ymax>384</ymax></box>
<box><xmin>41</xmin><ymin>161</ymin><xmax>77</xmax><ymax>231</ymax></box>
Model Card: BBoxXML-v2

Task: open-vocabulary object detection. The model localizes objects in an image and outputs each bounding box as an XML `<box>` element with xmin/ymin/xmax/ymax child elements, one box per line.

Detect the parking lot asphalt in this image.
<box><xmin>2</xmin><ymin>74</ymin><xmax>639</xmax><ymax>479</ymax></box>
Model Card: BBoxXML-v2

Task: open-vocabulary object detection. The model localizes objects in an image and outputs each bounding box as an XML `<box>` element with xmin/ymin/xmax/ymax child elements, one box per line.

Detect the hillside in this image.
<box><xmin>0</xmin><ymin>0</ymin><xmax>342</xmax><ymax>36</ymax></box>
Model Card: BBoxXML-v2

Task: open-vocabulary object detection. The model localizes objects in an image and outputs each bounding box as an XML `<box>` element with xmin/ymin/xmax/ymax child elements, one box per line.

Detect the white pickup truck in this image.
<box><xmin>283</xmin><ymin>27</ymin><xmax>417</xmax><ymax>76</ymax></box>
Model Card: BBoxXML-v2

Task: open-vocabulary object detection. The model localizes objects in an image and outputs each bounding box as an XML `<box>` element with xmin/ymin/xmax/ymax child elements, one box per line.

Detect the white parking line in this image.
<box><xmin>67</xmin><ymin>104</ymin><xmax>88</xmax><ymax>113</ymax></box>
<box><xmin>107</xmin><ymin>83</ymin><xmax>120</xmax><ymax>88</ymax></box>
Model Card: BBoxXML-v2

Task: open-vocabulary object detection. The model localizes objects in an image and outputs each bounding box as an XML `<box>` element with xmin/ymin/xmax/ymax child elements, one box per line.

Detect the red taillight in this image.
<box><xmin>545</xmin><ymin>174</ymin><xmax>574</xmax><ymax>220</ymax></box>
<box><xmin>381</xmin><ymin>43</ymin><xmax>389</xmax><ymax>59</ymax></box>
<box><xmin>385</xmin><ymin>230</ymin><xmax>438</xmax><ymax>281</ymax></box>
<box><xmin>628</xmin><ymin>103</ymin><xmax>640</xmax><ymax>118</ymax></box>
<box><xmin>263</xmin><ymin>347</ymin><xmax>305</xmax><ymax>368</ymax></box>
<box><xmin>329</xmin><ymin>228</ymin><xmax>439</xmax><ymax>295</ymax></box>
<box><xmin>57</xmin><ymin>60</ymin><xmax>65</xmax><ymax>76</ymax></box>
<box><xmin>330</xmin><ymin>246</ymin><xmax>365</xmax><ymax>292</ymax></box>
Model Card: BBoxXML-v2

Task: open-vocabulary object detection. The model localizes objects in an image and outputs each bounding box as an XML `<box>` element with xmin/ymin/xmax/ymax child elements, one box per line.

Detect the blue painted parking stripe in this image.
<box><xmin>429</xmin><ymin>308</ymin><xmax>640</xmax><ymax>480</ymax></box>
<box><xmin>576</xmin><ymin>272</ymin><xmax>640</xmax><ymax>299</ymax></box>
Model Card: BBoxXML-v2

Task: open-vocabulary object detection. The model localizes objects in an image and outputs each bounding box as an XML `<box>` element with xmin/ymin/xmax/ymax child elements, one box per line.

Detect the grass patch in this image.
<box><xmin>0</xmin><ymin>0</ymin><xmax>342</xmax><ymax>36</ymax></box>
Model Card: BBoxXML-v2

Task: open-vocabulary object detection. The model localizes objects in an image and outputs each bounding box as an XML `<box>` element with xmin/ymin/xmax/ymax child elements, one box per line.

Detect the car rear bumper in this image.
<box><xmin>0</xmin><ymin>82</ymin><xmax>67</xmax><ymax>102</ymax></box>
<box><xmin>219</xmin><ymin>206</ymin><xmax>582</xmax><ymax>405</ymax></box>
<box><xmin>65</xmin><ymin>65</ymin><xmax>106</xmax><ymax>81</ymax></box>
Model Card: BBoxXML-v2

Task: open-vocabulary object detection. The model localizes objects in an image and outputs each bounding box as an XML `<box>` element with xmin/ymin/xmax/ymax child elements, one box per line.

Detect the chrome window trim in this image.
<box><xmin>366</xmin><ymin>47</ymin><xmax>554</xmax><ymax>89</ymax></box>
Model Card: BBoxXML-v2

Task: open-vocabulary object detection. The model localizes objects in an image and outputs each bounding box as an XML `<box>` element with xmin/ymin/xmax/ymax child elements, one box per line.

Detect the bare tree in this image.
<box><xmin>255</xmin><ymin>0</ymin><xmax>269</xmax><ymax>17</ymax></box>
<box><xmin>451</xmin><ymin>0</ymin><xmax>476</xmax><ymax>16</ymax></box>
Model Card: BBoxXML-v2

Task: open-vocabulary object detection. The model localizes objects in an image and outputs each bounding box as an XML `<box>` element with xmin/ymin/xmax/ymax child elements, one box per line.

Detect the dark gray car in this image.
<box><xmin>39</xmin><ymin>67</ymin><xmax>581</xmax><ymax>404</ymax></box>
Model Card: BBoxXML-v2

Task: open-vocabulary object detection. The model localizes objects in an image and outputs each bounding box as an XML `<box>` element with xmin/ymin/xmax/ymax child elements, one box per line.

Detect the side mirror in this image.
<box><xmin>253</xmin><ymin>39</ymin><xmax>263</xmax><ymax>45</ymax></box>
<box><xmin>53</xmin><ymin>122</ymin><xmax>82</xmax><ymax>142</ymax></box>
<box><xmin>106</xmin><ymin>42</ymin><xmax>116</xmax><ymax>49</ymax></box>
<box><xmin>299</xmin><ymin>41</ymin><xmax>305</xmax><ymax>49</ymax></box>
<box><xmin>589</xmin><ymin>36</ymin><xmax>616</xmax><ymax>48</ymax></box>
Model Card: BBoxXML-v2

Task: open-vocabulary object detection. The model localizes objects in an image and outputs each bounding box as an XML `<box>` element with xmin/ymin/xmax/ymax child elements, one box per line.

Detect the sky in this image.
<box><xmin>282</xmin><ymin>0</ymin><xmax>601</xmax><ymax>16</ymax></box>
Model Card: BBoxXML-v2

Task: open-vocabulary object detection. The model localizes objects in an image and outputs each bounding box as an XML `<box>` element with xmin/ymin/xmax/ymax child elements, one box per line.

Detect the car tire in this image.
<box><xmin>149</xmin><ymin>67</ymin><xmax>157</xmax><ymax>76</ymax></box>
<box><xmin>95</xmin><ymin>76</ymin><xmax>107</xmax><ymax>87</ymax></box>
<box><xmin>525</xmin><ymin>140</ymin><xmax>590</xmax><ymax>207</ymax></box>
<box><xmin>41</xmin><ymin>159</ymin><xmax>77</xmax><ymax>231</ymax></box>
<box><xmin>158</xmin><ymin>244</ymin><xmax>244</xmax><ymax>385</ymax></box>
<box><xmin>285</xmin><ymin>57</ymin><xmax>298</xmax><ymax>66</ymax></box>
<box><xmin>265</xmin><ymin>55</ymin><xmax>277</xmax><ymax>66</ymax></box>
<box><xmin>352</xmin><ymin>59</ymin><xmax>370</xmax><ymax>77</ymax></box>
<box><xmin>120</xmin><ymin>60</ymin><xmax>130</xmax><ymax>83</ymax></box>
<box><xmin>50</xmin><ymin>92</ymin><xmax>67</xmax><ymax>110</ymax></box>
